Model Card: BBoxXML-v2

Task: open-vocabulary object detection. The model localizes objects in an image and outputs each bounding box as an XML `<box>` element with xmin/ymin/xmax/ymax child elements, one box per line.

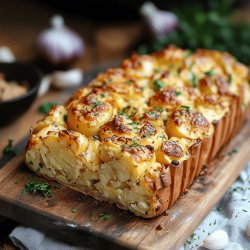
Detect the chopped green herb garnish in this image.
<box><xmin>128</xmin><ymin>121</ymin><xmax>139</xmax><ymax>127</ymax></box>
<box><xmin>228</xmin><ymin>74</ymin><xmax>232</xmax><ymax>84</ymax></box>
<box><xmin>119</xmin><ymin>113</ymin><xmax>132</xmax><ymax>119</ymax></box>
<box><xmin>154</xmin><ymin>107</ymin><xmax>164</xmax><ymax>113</ymax></box>
<box><xmin>188</xmin><ymin>61</ymin><xmax>194</xmax><ymax>70</ymax></box>
<box><xmin>216</xmin><ymin>207</ymin><xmax>222</xmax><ymax>212</ymax></box>
<box><xmin>148</xmin><ymin>111</ymin><xmax>156</xmax><ymax>116</ymax></box>
<box><xmin>2</xmin><ymin>139</ymin><xmax>15</xmax><ymax>156</ymax></box>
<box><xmin>231</xmin><ymin>186</ymin><xmax>244</xmax><ymax>193</ymax></box>
<box><xmin>168</xmin><ymin>64</ymin><xmax>175</xmax><ymax>70</ymax></box>
<box><xmin>92</xmin><ymin>101</ymin><xmax>103</xmax><ymax>108</ymax></box>
<box><xmin>184</xmin><ymin>50</ymin><xmax>192</xmax><ymax>59</ymax></box>
<box><xmin>63</xmin><ymin>115</ymin><xmax>68</xmax><ymax>122</ymax></box>
<box><xmin>185</xmin><ymin>232</ymin><xmax>197</xmax><ymax>246</ymax></box>
<box><xmin>144</xmin><ymin>126</ymin><xmax>156</xmax><ymax>137</ymax></box>
<box><xmin>22</xmin><ymin>181</ymin><xmax>52</xmax><ymax>197</ymax></box>
<box><xmin>107</xmin><ymin>78</ymin><xmax>112</xmax><ymax>83</ymax></box>
<box><xmin>99</xmin><ymin>213</ymin><xmax>112</xmax><ymax>220</ymax></box>
<box><xmin>157</xmin><ymin>134</ymin><xmax>166</xmax><ymax>139</ymax></box>
<box><xmin>29</xmin><ymin>161</ymin><xmax>33</xmax><ymax>165</ymax></box>
<box><xmin>181</xmin><ymin>105</ymin><xmax>191</xmax><ymax>112</ymax></box>
<box><xmin>185</xmin><ymin>240</ymin><xmax>192</xmax><ymax>246</ymax></box>
<box><xmin>124</xmin><ymin>80</ymin><xmax>133</xmax><ymax>85</ymax></box>
<box><xmin>71</xmin><ymin>208</ymin><xmax>78</xmax><ymax>213</ymax></box>
<box><xmin>204</xmin><ymin>70</ymin><xmax>215</xmax><ymax>76</ymax></box>
<box><xmin>153</xmin><ymin>79</ymin><xmax>165</xmax><ymax>90</ymax></box>
<box><xmin>92</xmin><ymin>135</ymin><xmax>100</xmax><ymax>141</ymax></box>
<box><xmin>146</xmin><ymin>109</ymin><xmax>162</xmax><ymax>120</ymax></box>
<box><xmin>228</xmin><ymin>147</ymin><xmax>238</xmax><ymax>156</ymax></box>
<box><xmin>190</xmin><ymin>233</ymin><xmax>196</xmax><ymax>240</ymax></box>
<box><xmin>241</xmin><ymin>103</ymin><xmax>247</xmax><ymax>111</ymax></box>
<box><xmin>190</xmin><ymin>72</ymin><xmax>198</xmax><ymax>88</ymax></box>
<box><xmin>129</xmin><ymin>139</ymin><xmax>142</xmax><ymax>149</ymax></box>
<box><xmin>100</xmin><ymin>93</ymin><xmax>106</xmax><ymax>98</ymax></box>
<box><xmin>118</xmin><ymin>108</ymin><xmax>132</xmax><ymax>119</ymax></box>
<box><xmin>38</xmin><ymin>102</ymin><xmax>57</xmax><ymax>115</ymax></box>
<box><xmin>175</xmin><ymin>90</ymin><xmax>181</xmax><ymax>96</ymax></box>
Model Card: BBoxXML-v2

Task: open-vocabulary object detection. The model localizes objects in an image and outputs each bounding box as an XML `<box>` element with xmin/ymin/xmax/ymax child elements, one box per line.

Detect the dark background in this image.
<box><xmin>39</xmin><ymin>0</ymin><xmax>247</xmax><ymax>21</ymax></box>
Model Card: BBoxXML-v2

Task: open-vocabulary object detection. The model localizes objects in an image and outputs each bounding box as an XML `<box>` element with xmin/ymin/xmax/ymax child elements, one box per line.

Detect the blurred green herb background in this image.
<box><xmin>138</xmin><ymin>0</ymin><xmax>250</xmax><ymax>64</ymax></box>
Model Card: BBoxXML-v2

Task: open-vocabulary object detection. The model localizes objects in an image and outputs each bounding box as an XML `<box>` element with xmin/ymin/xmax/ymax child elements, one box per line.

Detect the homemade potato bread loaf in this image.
<box><xmin>26</xmin><ymin>47</ymin><xmax>250</xmax><ymax>217</ymax></box>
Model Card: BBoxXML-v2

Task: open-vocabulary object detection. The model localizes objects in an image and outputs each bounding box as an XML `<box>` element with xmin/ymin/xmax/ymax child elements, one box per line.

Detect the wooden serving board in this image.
<box><xmin>0</xmin><ymin>118</ymin><xmax>249</xmax><ymax>250</ymax></box>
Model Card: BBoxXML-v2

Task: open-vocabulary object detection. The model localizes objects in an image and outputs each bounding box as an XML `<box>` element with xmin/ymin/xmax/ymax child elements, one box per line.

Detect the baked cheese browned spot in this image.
<box><xmin>161</xmin><ymin>141</ymin><xmax>184</xmax><ymax>158</ymax></box>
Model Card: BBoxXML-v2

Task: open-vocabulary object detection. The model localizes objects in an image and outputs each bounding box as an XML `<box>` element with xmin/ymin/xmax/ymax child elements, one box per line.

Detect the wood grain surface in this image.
<box><xmin>0</xmin><ymin>2</ymin><xmax>249</xmax><ymax>247</ymax></box>
<box><xmin>0</xmin><ymin>117</ymin><xmax>249</xmax><ymax>250</ymax></box>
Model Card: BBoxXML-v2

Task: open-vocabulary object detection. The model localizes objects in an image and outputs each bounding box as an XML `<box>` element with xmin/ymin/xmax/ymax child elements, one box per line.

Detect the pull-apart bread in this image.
<box><xmin>26</xmin><ymin>47</ymin><xmax>250</xmax><ymax>218</ymax></box>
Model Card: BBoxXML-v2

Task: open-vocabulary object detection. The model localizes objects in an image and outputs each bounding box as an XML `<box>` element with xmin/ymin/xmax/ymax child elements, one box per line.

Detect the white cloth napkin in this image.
<box><xmin>9</xmin><ymin>226</ymin><xmax>87</xmax><ymax>250</ymax></box>
<box><xmin>182</xmin><ymin>162</ymin><xmax>250</xmax><ymax>250</ymax></box>
<box><xmin>10</xmin><ymin>163</ymin><xmax>250</xmax><ymax>250</ymax></box>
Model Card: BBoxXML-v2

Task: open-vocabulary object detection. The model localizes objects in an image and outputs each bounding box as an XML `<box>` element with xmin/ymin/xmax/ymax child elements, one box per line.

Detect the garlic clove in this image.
<box><xmin>38</xmin><ymin>75</ymin><xmax>52</xmax><ymax>96</ymax></box>
<box><xmin>51</xmin><ymin>69</ymin><xmax>83</xmax><ymax>89</ymax></box>
<box><xmin>36</xmin><ymin>14</ymin><xmax>84</xmax><ymax>65</ymax></box>
<box><xmin>140</xmin><ymin>2</ymin><xmax>178</xmax><ymax>38</ymax></box>
<box><xmin>247</xmin><ymin>220</ymin><xmax>250</xmax><ymax>238</ymax></box>
<box><xmin>202</xmin><ymin>230</ymin><xmax>229</xmax><ymax>250</ymax></box>
<box><xmin>0</xmin><ymin>46</ymin><xmax>15</xmax><ymax>62</ymax></box>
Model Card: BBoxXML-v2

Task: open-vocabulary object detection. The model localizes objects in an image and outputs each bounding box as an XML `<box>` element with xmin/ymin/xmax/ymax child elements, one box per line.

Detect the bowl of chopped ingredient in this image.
<box><xmin>0</xmin><ymin>63</ymin><xmax>41</xmax><ymax>125</ymax></box>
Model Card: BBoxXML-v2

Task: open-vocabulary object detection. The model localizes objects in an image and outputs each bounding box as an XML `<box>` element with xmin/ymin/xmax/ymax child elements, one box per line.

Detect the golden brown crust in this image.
<box><xmin>139</xmin><ymin>122</ymin><xmax>157</xmax><ymax>138</ymax></box>
<box><xmin>161</xmin><ymin>141</ymin><xmax>184</xmax><ymax>158</ymax></box>
<box><xmin>154</xmin><ymin>98</ymin><xmax>250</xmax><ymax>212</ymax></box>
<box><xmin>103</xmin><ymin>115</ymin><xmax>131</xmax><ymax>134</ymax></box>
<box><xmin>150</xmin><ymin>88</ymin><xmax>180</xmax><ymax>109</ymax></box>
<box><xmin>25</xmin><ymin>46</ymin><xmax>250</xmax><ymax>218</ymax></box>
<box><xmin>122</xmin><ymin>144</ymin><xmax>154</xmax><ymax>162</ymax></box>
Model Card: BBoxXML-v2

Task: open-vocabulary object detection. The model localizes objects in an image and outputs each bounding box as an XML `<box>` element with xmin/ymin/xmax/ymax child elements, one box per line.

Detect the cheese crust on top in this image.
<box><xmin>26</xmin><ymin>47</ymin><xmax>250</xmax><ymax>217</ymax></box>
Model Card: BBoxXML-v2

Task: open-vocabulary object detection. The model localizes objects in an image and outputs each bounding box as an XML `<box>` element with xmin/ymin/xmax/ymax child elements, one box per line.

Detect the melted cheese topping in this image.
<box><xmin>26</xmin><ymin>46</ymin><xmax>250</xmax><ymax>217</ymax></box>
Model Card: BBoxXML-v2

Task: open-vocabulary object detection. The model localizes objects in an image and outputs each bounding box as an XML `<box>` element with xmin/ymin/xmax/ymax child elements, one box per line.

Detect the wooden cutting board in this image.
<box><xmin>0</xmin><ymin>118</ymin><xmax>250</xmax><ymax>250</ymax></box>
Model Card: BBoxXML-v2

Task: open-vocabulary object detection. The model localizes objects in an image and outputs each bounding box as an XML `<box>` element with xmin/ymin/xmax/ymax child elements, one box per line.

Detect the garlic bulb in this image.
<box><xmin>51</xmin><ymin>69</ymin><xmax>83</xmax><ymax>89</ymax></box>
<box><xmin>202</xmin><ymin>230</ymin><xmax>229</xmax><ymax>250</ymax></box>
<box><xmin>140</xmin><ymin>2</ymin><xmax>178</xmax><ymax>38</ymax></box>
<box><xmin>36</xmin><ymin>14</ymin><xmax>84</xmax><ymax>65</ymax></box>
<box><xmin>0</xmin><ymin>46</ymin><xmax>15</xmax><ymax>62</ymax></box>
<box><xmin>247</xmin><ymin>220</ymin><xmax>250</xmax><ymax>238</ymax></box>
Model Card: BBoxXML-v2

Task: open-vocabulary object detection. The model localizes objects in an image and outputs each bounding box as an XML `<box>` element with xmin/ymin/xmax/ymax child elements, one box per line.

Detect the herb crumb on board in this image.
<box><xmin>22</xmin><ymin>181</ymin><xmax>52</xmax><ymax>198</ymax></box>
<box><xmin>88</xmin><ymin>211</ymin><xmax>112</xmax><ymax>221</ymax></box>
<box><xmin>228</xmin><ymin>148</ymin><xmax>238</xmax><ymax>156</ymax></box>
<box><xmin>99</xmin><ymin>213</ymin><xmax>112</xmax><ymax>220</ymax></box>
<box><xmin>2</xmin><ymin>139</ymin><xmax>16</xmax><ymax>156</ymax></box>
<box><xmin>71</xmin><ymin>208</ymin><xmax>78</xmax><ymax>213</ymax></box>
